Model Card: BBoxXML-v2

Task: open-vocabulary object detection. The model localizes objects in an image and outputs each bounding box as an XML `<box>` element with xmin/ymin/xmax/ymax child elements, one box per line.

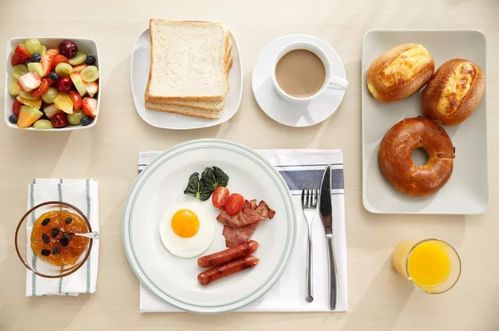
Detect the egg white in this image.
<box><xmin>159</xmin><ymin>202</ymin><xmax>214</xmax><ymax>258</ymax></box>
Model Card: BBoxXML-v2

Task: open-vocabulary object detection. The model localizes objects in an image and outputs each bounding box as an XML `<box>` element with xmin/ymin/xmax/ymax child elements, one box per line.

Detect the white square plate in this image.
<box><xmin>361</xmin><ymin>30</ymin><xmax>488</xmax><ymax>214</ymax></box>
<box><xmin>130</xmin><ymin>26</ymin><xmax>242</xmax><ymax>130</ymax></box>
<box><xmin>4</xmin><ymin>37</ymin><xmax>101</xmax><ymax>131</ymax></box>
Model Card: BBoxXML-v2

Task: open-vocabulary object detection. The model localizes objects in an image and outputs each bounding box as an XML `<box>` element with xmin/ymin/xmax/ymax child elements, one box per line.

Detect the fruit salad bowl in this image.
<box><xmin>4</xmin><ymin>37</ymin><xmax>101</xmax><ymax>131</ymax></box>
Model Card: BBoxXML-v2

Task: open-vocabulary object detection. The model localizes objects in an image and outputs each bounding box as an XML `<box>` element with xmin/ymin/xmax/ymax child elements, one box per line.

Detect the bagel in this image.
<box><xmin>422</xmin><ymin>58</ymin><xmax>485</xmax><ymax>126</ymax></box>
<box><xmin>367</xmin><ymin>43</ymin><xmax>435</xmax><ymax>102</ymax></box>
<box><xmin>378</xmin><ymin>117</ymin><xmax>455</xmax><ymax>196</ymax></box>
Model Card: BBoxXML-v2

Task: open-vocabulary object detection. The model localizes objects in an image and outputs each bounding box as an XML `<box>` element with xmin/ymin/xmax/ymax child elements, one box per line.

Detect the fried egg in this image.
<box><xmin>159</xmin><ymin>203</ymin><xmax>214</xmax><ymax>258</ymax></box>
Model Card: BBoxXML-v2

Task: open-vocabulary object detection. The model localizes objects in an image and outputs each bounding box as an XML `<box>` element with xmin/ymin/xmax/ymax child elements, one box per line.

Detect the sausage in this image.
<box><xmin>197</xmin><ymin>255</ymin><xmax>259</xmax><ymax>286</ymax></box>
<box><xmin>197</xmin><ymin>240</ymin><xmax>259</xmax><ymax>268</ymax></box>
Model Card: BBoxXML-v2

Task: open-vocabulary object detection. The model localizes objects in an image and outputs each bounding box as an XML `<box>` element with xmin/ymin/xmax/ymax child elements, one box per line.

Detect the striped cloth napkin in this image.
<box><xmin>138</xmin><ymin>149</ymin><xmax>348</xmax><ymax>312</ymax></box>
<box><xmin>25</xmin><ymin>179</ymin><xmax>99</xmax><ymax>296</ymax></box>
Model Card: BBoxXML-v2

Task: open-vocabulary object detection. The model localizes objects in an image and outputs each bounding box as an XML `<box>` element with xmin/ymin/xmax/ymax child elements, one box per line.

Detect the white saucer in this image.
<box><xmin>252</xmin><ymin>34</ymin><xmax>347</xmax><ymax>127</ymax></box>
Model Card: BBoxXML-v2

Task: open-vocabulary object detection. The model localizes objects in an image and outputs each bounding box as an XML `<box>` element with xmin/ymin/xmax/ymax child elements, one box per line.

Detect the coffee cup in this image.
<box><xmin>272</xmin><ymin>41</ymin><xmax>348</xmax><ymax>103</ymax></box>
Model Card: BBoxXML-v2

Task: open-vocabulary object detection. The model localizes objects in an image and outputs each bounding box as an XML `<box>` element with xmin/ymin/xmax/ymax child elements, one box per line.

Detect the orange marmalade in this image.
<box><xmin>30</xmin><ymin>210</ymin><xmax>89</xmax><ymax>266</ymax></box>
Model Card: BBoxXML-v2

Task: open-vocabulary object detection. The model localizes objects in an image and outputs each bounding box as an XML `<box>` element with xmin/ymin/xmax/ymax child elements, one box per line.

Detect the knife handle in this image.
<box><xmin>326</xmin><ymin>234</ymin><xmax>337</xmax><ymax>310</ymax></box>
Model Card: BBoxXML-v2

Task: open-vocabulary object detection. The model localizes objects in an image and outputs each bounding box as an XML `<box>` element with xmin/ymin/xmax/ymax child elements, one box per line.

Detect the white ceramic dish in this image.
<box><xmin>4</xmin><ymin>37</ymin><xmax>101</xmax><ymax>131</ymax></box>
<box><xmin>362</xmin><ymin>30</ymin><xmax>488</xmax><ymax>214</ymax></box>
<box><xmin>130</xmin><ymin>28</ymin><xmax>243</xmax><ymax>130</ymax></box>
<box><xmin>122</xmin><ymin>139</ymin><xmax>296</xmax><ymax>313</ymax></box>
<box><xmin>252</xmin><ymin>34</ymin><xmax>347</xmax><ymax>127</ymax></box>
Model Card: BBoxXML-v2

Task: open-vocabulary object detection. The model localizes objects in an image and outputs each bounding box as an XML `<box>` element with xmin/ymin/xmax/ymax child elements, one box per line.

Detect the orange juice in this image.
<box><xmin>407</xmin><ymin>240</ymin><xmax>451</xmax><ymax>289</ymax></box>
<box><xmin>391</xmin><ymin>239</ymin><xmax>459</xmax><ymax>294</ymax></box>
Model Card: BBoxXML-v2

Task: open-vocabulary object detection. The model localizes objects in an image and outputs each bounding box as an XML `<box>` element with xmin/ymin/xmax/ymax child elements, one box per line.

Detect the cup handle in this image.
<box><xmin>327</xmin><ymin>76</ymin><xmax>349</xmax><ymax>90</ymax></box>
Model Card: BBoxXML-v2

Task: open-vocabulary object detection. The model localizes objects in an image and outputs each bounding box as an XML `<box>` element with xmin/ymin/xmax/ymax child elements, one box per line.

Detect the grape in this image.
<box><xmin>69</xmin><ymin>51</ymin><xmax>87</xmax><ymax>66</ymax></box>
<box><xmin>41</xmin><ymin>87</ymin><xmax>58</xmax><ymax>104</ymax></box>
<box><xmin>24</xmin><ymin>38</ymin><xmax>42</xmax><ymax>55</ymax></box>
<box><xmin>12</xmin><ymin>64</ymin><xmax>28</xmax><ymax>79</ymax></box>
<box><xmin>67</xmin><ymin>111</ymin><xmax>85</xmax><ymax>125</ymax></box>
<box><xmin>33</xmin><ymin>119</ymin><xmax>54</xmax><ymax>129</ymax></box>
<box><xmin>8</xmin><ymin>77</ymin><xmax>20</xmax><ymax>96</ymax></box>
<box><xmin>80</xmin><ymin>66</ymin><xmax>99</xmax><ymax>82</ymax></box>
<box><xmin>55</xmin><ymin>63</ymin><xmax>73</xmax><ymax>76</ymax></box>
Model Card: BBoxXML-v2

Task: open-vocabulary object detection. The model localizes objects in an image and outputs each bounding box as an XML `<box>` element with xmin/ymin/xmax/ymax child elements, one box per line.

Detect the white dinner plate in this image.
<box><xmin>252</xmin><ymin>34</ymin><xmax>347</xmax><ymax>127</ymax></box>
<box><xmin>122</xmin><ymin>139</ymin><xmax>296</xmax><ymax>313</ymax></box>
<box><xmin>362</xmin><ymin>30</ymin><xmax>488</xmax><ymax>214</ymax></box>
<box><xmin>130</xmin><ymin>28</ymin><xmax>243</xmax><ymax>130</ymax></box>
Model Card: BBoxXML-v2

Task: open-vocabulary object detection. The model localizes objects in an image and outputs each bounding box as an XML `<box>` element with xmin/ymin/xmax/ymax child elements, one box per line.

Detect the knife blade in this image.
<box><xmin>319</xmin><ymin>165</ymin><xmax>337</xmax><ymax>310</ymax></box>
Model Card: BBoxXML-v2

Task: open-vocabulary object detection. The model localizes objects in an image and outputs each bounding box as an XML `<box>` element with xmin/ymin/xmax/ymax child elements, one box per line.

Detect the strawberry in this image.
<box><xmin>31</xmin><ymin>77</ymin><xmax>52</xmax><ymax>99</ymax></box>
<box><xmin>68</xmin><ymin>90</ymin><xmax>83</xmax><ymax>110</ymax></box>
<box><xmin>51</xmin><ymin>54</ymin><xmax>69</xmax><ymax>71</ymax></box>
<box><xmin>41</xmin><ymin>51</ymin><xmax>59</xmax><ymax>76</ymax></box>
<box><xmin>82</xmin><ymin>97</ymin><xmax>97</xmax><ymax>118</ymax></box>
<box><xmin>84</xmin><ymin>80</ymin><xmax>98</xmax><ymax>97</ymax></box>
<box><xmin>12</xmin><ymin>99</ymin><xmax>22</xmax><ymax>116</ymax></box>
<box><xmin>11</xmin><ymin>44</ymin><xmax>31</xmax><ymax>66</ymax></box>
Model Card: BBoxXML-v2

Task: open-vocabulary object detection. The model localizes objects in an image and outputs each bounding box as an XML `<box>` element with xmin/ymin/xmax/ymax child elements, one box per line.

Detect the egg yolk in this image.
<box><xmin>171</xmin><ymin>209</ymin><xmax>200</xmax><ymax>238</ymax></box>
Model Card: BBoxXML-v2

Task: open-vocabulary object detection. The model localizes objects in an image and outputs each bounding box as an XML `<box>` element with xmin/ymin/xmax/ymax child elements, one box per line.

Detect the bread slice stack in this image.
<box><xmin>145</xmin><ymin>19</ymin><xmax>233</xmax><ymax>119</ymax></box>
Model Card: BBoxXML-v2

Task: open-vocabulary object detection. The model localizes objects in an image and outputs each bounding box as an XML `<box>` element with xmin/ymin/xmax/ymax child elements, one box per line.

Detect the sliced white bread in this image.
<box><xmin>145</xmin><ymin>19</ymin><xmax>230</xmax><ymax>103</ymax></box>
<box><xmin>145</xmin><ymin>101</ymin><xmax>223</xmax><ymax>119</ymax></box>
<box><xmin>165</xmin><ymin>44</ymin><xmax>232</xmax><ymax>111</ymax></box>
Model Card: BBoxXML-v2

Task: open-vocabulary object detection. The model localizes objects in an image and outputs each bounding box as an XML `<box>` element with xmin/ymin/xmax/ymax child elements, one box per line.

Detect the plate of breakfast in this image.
<box><xmin>122</xmin><ymin>139</ymin><xmax>296</xmax><ymax>313</ymax></box>
<box><xmin>130</xmin><ymin>19</ymin><xmax>243</xmax><ymax>130</ymax></box>
<box><xmin>362</xmin><ymin>30</ymin><xmax>488</xmax><ymax>214</ymax></box>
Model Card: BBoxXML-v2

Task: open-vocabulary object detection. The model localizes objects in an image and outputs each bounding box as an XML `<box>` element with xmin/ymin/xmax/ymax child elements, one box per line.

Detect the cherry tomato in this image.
<box><xmin>224</xmin><ymin>193</ymin><xmax>245</xmax><ymax>216</ymax></box>
<box><xmin>68</xmin><ymin>90</ymin><xmax>83</xmax><ymax>110</ymax></box>
<box><xmin>212</xmin><ymin>186</ymin><xmax>229</xmax><ymax>209</ymax></box>
<box><xmin>31</xmin><ymin>78</ymin><xmax>52</xmax><ymax>99</ymax></box>
<box><xmin>51</xmin><ymin>54</ymin><xmax>69</xmax><ymax>71</ymax></box>
<box><xmin>12</xmin><ymin>99</ymin><xmax>22</xmax><ymax>116</ymax></box>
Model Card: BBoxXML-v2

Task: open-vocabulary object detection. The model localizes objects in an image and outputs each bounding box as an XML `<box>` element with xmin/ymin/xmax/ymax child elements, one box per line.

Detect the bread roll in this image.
<box><xmin>422</xmin><ymin>58</ymin><xmax>485</xmax><ymax>126</ymax></box>
<box><xmin>367</xmin><ymin>43</ymin><xmax>435</xmax><ymax>102</ymax></box>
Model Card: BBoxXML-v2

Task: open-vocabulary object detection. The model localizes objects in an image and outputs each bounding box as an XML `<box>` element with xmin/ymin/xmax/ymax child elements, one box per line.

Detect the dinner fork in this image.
<box><xmin>301</xmin><ymin>188</ymin><xmax>319</xmax><ymax>303</ymax></box>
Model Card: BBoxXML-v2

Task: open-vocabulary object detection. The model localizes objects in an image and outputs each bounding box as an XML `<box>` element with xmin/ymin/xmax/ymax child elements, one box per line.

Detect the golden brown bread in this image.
<box><xmin>378</xmin><ymin>117</ymin><xmax>455</xmax><ymax>196</ymax></box>
<box><xmin>367</xmin><ymin>43</ymin><xmax>435</xmax><ymax>102</ymax></box>
<box><xmin>422</xmin><ymin>58</ymin><xmax>485</xmax><ymax>126</ymax></box>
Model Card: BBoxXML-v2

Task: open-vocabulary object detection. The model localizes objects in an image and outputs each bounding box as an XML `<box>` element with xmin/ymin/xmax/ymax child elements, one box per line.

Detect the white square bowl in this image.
<box><xmin>4</xmin><ymin>37</ymin><xmax>101</xmax><ymax>131</ymax></box>
<box><xmin>361</xmin><ymin>30</ymin><xmax>488</xmax><ymax>214</ymax></box>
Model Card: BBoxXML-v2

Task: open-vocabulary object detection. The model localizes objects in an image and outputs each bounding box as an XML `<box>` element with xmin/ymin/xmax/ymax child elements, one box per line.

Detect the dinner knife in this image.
<box><xmin>319</xmin><ymin>165</ymin><xmax>337</xmax><ymax>310</ymax></box>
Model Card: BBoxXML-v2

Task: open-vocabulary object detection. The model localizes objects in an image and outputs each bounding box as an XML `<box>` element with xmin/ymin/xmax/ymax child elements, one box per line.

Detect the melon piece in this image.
<box><xmin>53</xmin><ymin>92</ymin><xmax>73</xmax><ymax>114</ymax></box>
<box><xmin>27</xmin><ymin>62</ymin><xmax>44</xmax><ymax>77</ymax></box>
<box><xmin>16</xmin><ymin>96</ymin><xmax>42</xmax><ymax>109</ymax></box>
<box><xmin>18</xmin><ymin>106</ymin><xmax>43</xmax><ymax>128</ymax></box>
<box><xmin>70</xmin><ymin>73</ymin><xmax>87</xmax><ymax>97</ymax></box>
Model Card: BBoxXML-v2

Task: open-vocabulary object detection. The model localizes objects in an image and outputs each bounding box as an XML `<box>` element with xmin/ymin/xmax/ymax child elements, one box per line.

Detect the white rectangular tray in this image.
<box><xmin>361</xmin><ymin>30</ymin><xmax>488</xmax><ymax>214</ymax></box>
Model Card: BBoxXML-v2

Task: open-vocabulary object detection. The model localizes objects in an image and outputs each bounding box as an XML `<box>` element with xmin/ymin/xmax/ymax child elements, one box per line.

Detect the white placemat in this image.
<box><xmin>25</xmin><ymin>178</ymin><xmax>99</xmax><ymax>296</ymax></box>
<box><xmin>138</xmin><ymin>149</ymin><xmax>347</xmax><ymax>312</ymax></box>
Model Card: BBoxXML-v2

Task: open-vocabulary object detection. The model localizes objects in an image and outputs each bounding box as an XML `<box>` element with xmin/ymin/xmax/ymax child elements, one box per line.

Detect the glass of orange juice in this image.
<box><xmin>391</xmin><ymin>239</ymin><xmax>461</xmax><ymax>294</ymax></box>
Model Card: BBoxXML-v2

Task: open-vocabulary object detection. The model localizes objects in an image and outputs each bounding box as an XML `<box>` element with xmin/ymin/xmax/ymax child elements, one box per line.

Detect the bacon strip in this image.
<box><xmin>221</xmin><ymin>200</ymin><xmax>275</xmax><ymax>247</ymax></box>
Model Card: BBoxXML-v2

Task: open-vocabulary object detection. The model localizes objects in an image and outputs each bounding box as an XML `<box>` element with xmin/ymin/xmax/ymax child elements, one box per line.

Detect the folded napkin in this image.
<box><xmin>138</xmin><ymin>149</ymin><xmax>347</xmax><ymax>312</ymax></box>
<box><xmin>25</xmin><ymin>178</ymin><xmax>99</xmax><ymax>296</ymax></box>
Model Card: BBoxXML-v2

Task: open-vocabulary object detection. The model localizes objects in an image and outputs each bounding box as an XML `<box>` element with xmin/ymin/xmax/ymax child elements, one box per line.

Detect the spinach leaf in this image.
<box><xmin>200</xmin><ymin>167</ymin><xmax>229</xmax><ymax>192</ymax></box>
<box><xmin>184</xmin><ymin>167</ymin><xmax>230</xmax><ymax>201</ymax></box>
<box><xmin>212</xmin><ymin>166</ymin><xmax>229</xmax><ymax>187</ymax></box>
<box><xmin>183</xmin><ymin>172</ymin><xmax>201</xmax><ymax>199</ymax></box>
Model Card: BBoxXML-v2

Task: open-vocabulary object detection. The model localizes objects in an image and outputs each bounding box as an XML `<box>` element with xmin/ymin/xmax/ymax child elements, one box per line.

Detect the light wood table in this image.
<box><xmin>1</xmin><ymin>0</ymin><xmax>498</xmax><ymax>329</ymax></box>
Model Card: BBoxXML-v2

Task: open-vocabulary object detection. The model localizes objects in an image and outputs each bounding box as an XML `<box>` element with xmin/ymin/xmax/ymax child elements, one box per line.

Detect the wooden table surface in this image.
<box><xmin>1</xmin><ymin>0</ymin><xmax>498</xmax><ymax>330</ymax></box>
